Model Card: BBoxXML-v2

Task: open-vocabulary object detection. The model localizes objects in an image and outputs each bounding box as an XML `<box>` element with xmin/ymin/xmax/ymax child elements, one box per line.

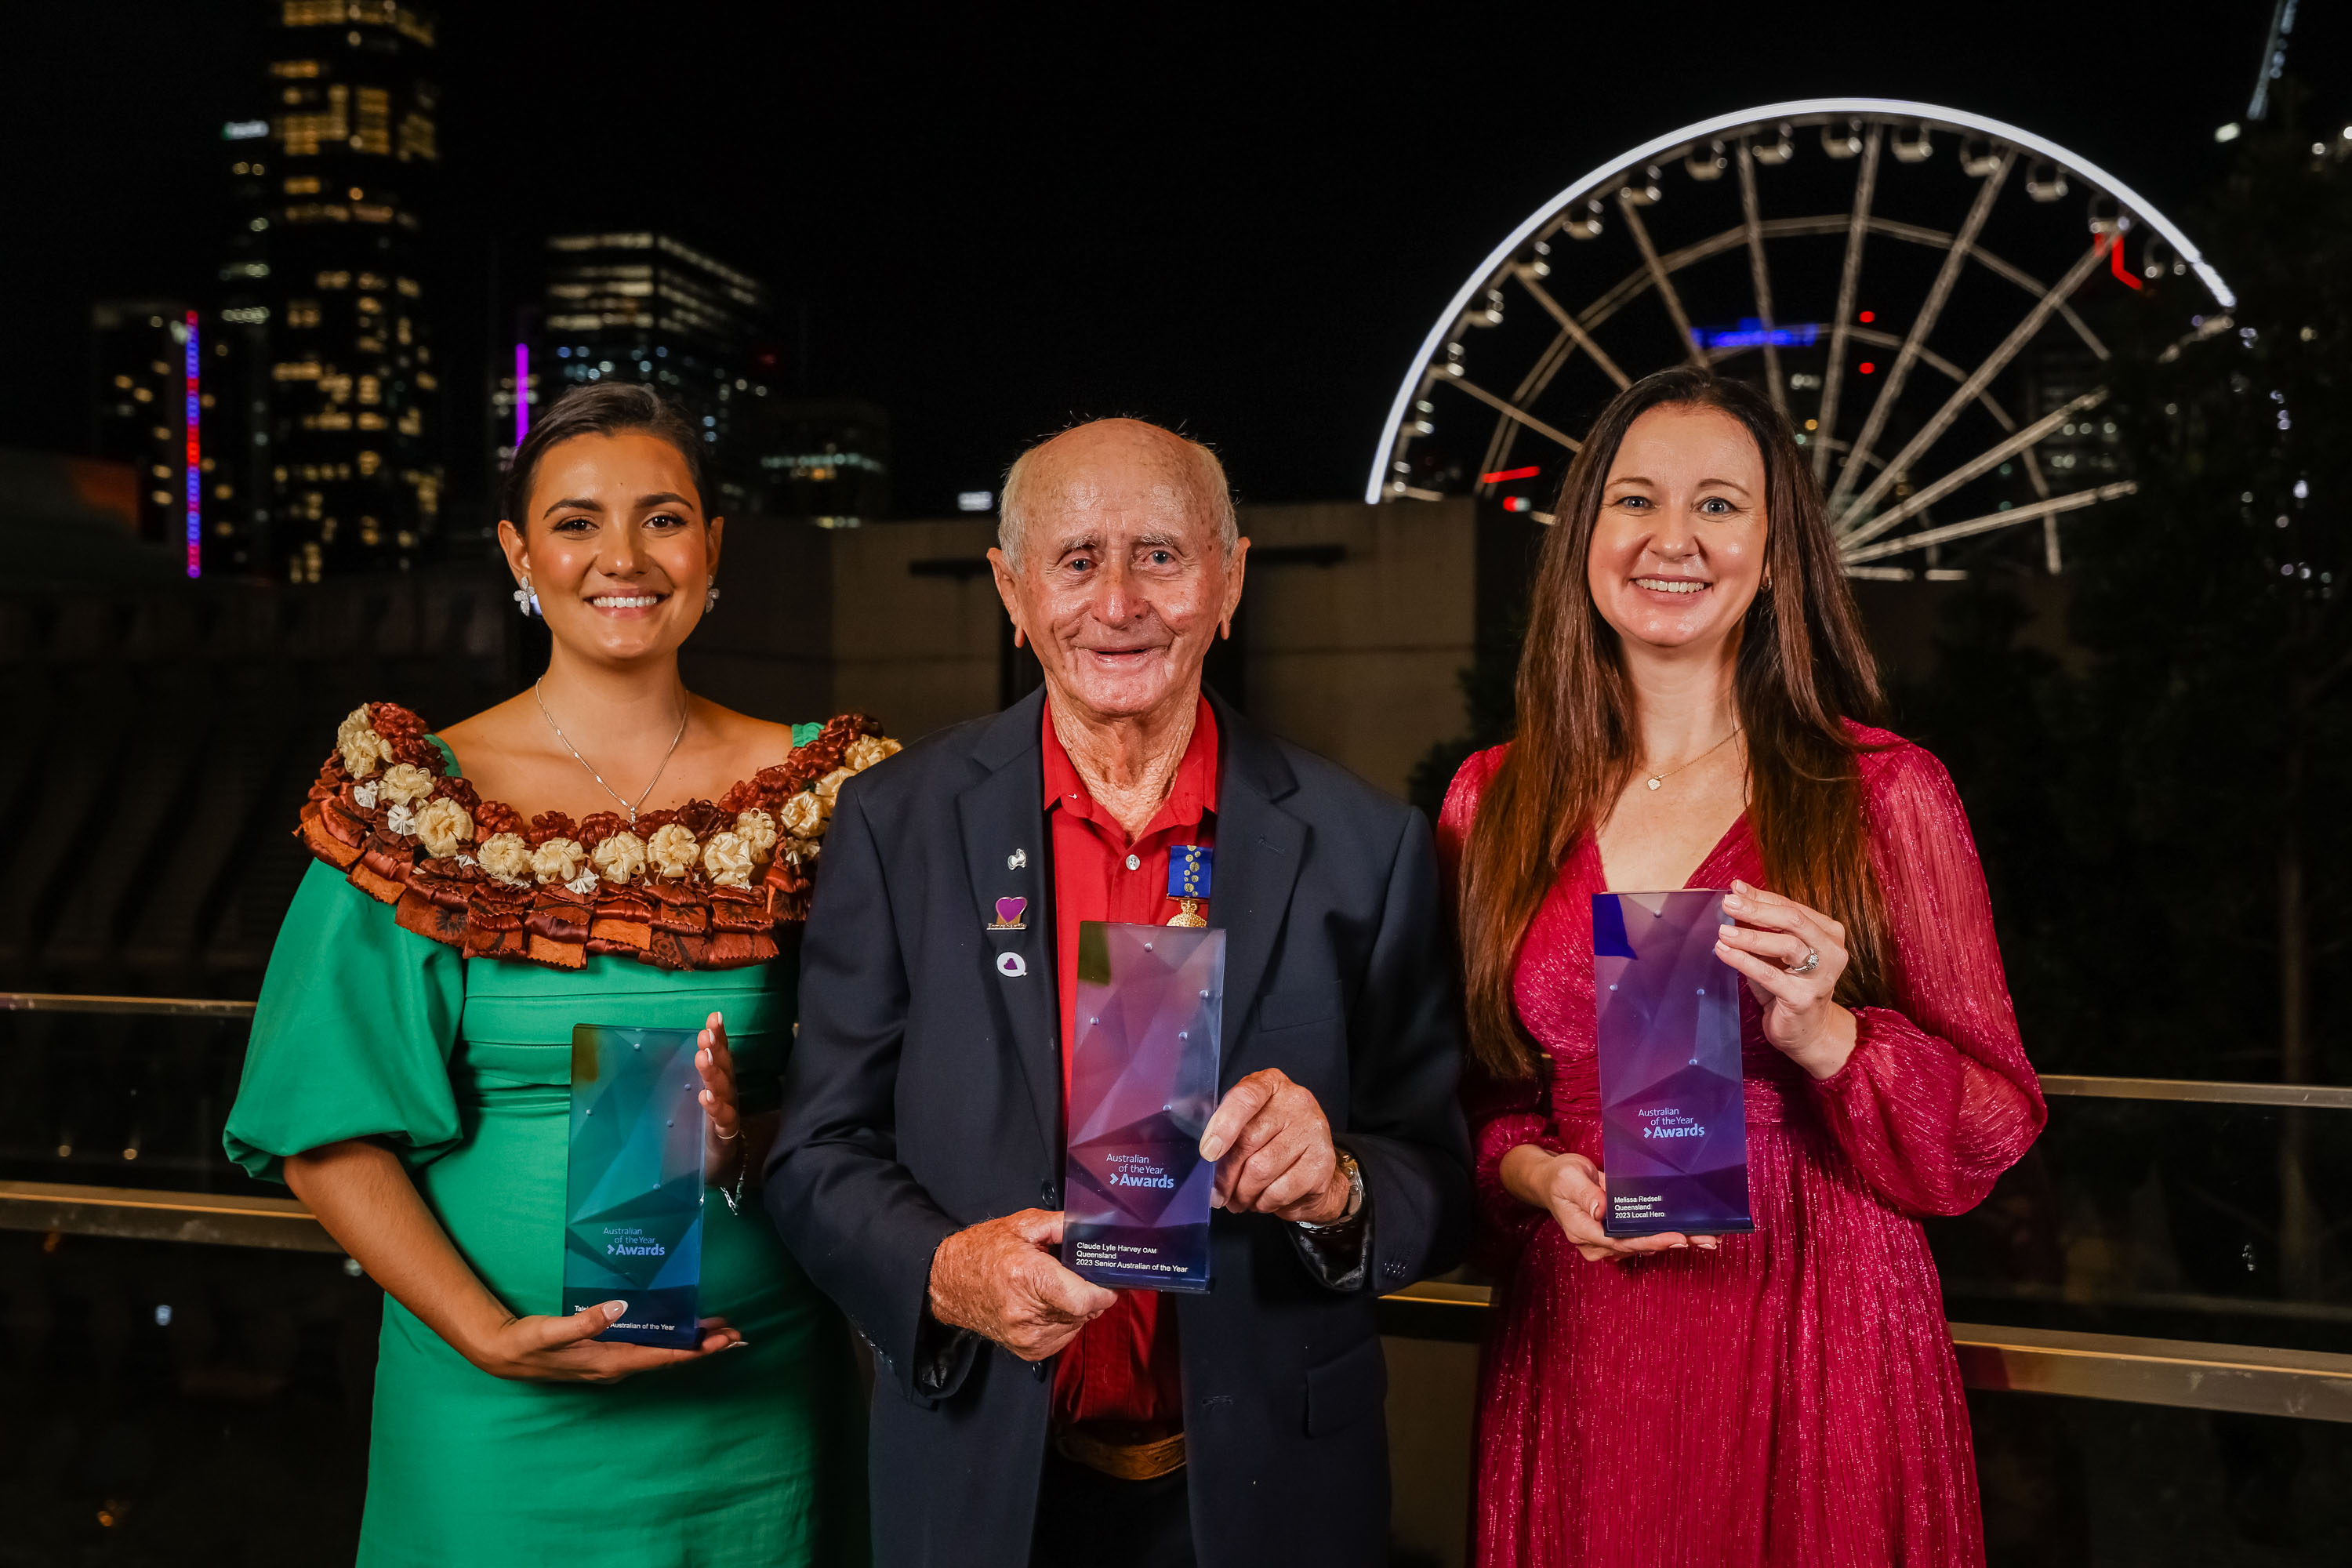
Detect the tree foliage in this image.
<box><xmin>1907</xmin><ymin>118</ymin><xmax>2352</xmax><ymax>1085</ymax></box>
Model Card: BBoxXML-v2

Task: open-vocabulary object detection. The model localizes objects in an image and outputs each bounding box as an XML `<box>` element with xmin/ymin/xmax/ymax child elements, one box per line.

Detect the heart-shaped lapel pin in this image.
<box><xmin>990</xmin><ymin>896</ymin><xmax>1028</xmax><ymax>931</ymax></box>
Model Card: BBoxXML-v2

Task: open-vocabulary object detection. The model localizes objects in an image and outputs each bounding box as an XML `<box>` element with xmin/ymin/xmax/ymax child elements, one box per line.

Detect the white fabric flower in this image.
<box><xmin>385</xmin><ymin>802</ymin><xmax>417</xmax><ymax>837</ymax></box>
<box><xmin>812</xmin><ymin>768</ymin><xmax>855</xmax><ymax>806</ymax></box>
<box><xmin>336</xmin><ymin>704</ymin><xmax>394</xmax><ymax>779</ymax></box>
<box><xmin>412</xmin><ymin>797</ymin><xmax>474</xmax><ymax>859</ymax></box>
<box><xmin>592</xmin><ymin>831</ymin><xmax>648</xmax><ymax>887</ymax></box>
<box><xmin>844</xmin><ymin>735</ymin><xmax>902</xmax><ymax>771</ymax></box>
<box><xmin>353</xmin><ymin>781</ymin><xmax>380</xmax><ymax>810</ymax></box>
<box><xmin>531</xmin><ymin>837</ymin><xmax>587</xmax><ymax>886</ymax></box>
<box><xmin>379</xmin><ymin>763</ymin><xmax>437</xmax><ymax>808</ymax></box>
<box><xmin>478</xmin><ymin>832</ymin><xmax>532</xmax><ymax>886</ymax></box>
<box><xmin>702</xmin><ymin>830</ymin><xmax>754</xmax><ymax>889</ymax></box>
<box><xmin>564</xmin><ymin>869</ymin><xmax>601</xmax><ymax>896</ymax></box>
<box><xmin>647</xmin><ymin>822</ymin><xmax>700</xmax><ymax>880</ymax></box>
<box><xmin>778</xmin><ymin>791</ymin><xmax>826</xmax><ymax>839</ymax></box>
<box><xmin>735</xmin><ymin>808</ymin><xmax>778</xmax><ymax>863</ymax></box>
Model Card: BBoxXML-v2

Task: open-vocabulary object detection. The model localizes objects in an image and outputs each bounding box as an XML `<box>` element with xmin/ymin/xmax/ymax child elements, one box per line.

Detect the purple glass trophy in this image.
<box><xmin>1592</xmin><ymin>890</ymin><xmax>1755</xmax><ymax>1236</ymax></box>
<box><xmin>1062</xmin><ymin>921</ymin><xmax>1225</xmax><ymax>1292</ymax></box>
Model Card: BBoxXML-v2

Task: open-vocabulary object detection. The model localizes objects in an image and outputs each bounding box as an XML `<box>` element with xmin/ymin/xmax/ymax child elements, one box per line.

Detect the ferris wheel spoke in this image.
<box><xmin>1617</xmin><ymin>194</ymin><xmax>1708</xmax><ymax>368</ymax></box>
<box><xmin>1842</xmin><ymin>481</ymin><xmax>2136</xmax><ymax>566</ymax></box>
<box><xmin>1474</xmin><ymin>329</ymin><xmax>1588</xmax><ymax>487</ymax></box>
<box><xmin>1840</xmin><ymin>387</ymin><xmax>2107</xmax><ymax>549</ymax></box>
<box><xmin>2020</xmin><ymin>445</ymin><xmax>2053</xmax><ymax>499</ymax></box>
<box><xmin>1446</xmin><ymin>374</ymin><xmax>1584</xmax><ymax>453</ymax></box>
<box><xmin>1837</xmin><ymin>238</ymin><xmax>2111</xmax><ymax>529</ymax></box>
<box><xmin>1515</xmin><ymin>269</ymin><xmax>1634</xmax><ymax>390</ymax></box>
<box><xmin>1814</xmin><ymin>127</ymin><xmax>1884</xmax><ymax>485</ymax></box>
<box><xmin>1734</xmin><ymin>142</ymin><xmax>1788</xmax><ymax>416</ymax></box>
<box><xmin>1830</xmin><ymin>152</ymin><xmax>2015</xmax><ymax>514</ymax></box>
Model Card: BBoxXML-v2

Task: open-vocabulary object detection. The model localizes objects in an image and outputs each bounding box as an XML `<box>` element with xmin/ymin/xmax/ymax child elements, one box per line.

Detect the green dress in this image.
<box><xmin>225</xmin><ymin>735</ymin><xmax>867</xmax><ymax>1568</ymax></box>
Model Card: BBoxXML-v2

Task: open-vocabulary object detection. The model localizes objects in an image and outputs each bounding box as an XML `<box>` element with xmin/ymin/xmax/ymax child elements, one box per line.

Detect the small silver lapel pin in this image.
<box><xmin>1007</xmin><ymin>848</ymin><xmax>1028</xmax><ymax>870</ymax></box>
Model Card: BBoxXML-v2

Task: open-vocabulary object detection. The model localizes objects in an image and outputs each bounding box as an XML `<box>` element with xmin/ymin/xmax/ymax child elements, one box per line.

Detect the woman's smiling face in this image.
<box><xmin>1585</xmin><ymin>402</ymin><xmax>1768</xmax><ymax>656</ymax></box>
<box><xmin>499</xmin><ymin>430</ymin><xmax>721</xmax><ymax>667</ymax></box>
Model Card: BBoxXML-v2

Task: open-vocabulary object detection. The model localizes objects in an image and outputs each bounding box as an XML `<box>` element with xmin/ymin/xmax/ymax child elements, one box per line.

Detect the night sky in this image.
<box><xmin>4</xmin><ymin>1</ymin><xmax>2343</xmax><ymax>521</ymax></box>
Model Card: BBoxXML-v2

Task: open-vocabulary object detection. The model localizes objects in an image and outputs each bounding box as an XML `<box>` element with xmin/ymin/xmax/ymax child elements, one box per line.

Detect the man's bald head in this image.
<box><xmin>996</xmin><ymin>419</ymin><xmax>1236</xmax><ymax>571</ymax></box>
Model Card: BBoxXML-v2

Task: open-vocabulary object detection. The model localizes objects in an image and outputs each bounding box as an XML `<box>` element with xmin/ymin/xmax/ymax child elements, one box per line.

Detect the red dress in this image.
<box><xmin>1439</xmin><ymin>726</ymin><xmax>2045</xmax><ymax>1568</ymax></box>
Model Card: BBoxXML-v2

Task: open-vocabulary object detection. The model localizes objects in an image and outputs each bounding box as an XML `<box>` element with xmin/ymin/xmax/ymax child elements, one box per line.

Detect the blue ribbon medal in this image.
<box><xmin>1168</xmin><ymin>846</ymin><xmax>1212</xmax><ymax>899</ymax></box>
<box><xmin>1167</xmin><ymin>845</ymin><xmax>1213</xmax><ymax>928</ymax></box>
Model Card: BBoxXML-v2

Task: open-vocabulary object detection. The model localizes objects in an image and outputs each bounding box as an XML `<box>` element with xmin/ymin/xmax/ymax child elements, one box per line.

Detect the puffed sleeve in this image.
<box><xmin>1807</xmin><ymin>742</ymin><xmax>2046</xmax><ymax>1215</ymax></box>
<box><xmin>223</xmin><ymin>861</ymin><xmax>466</xmax><ymax>1182</ymax></box>
<box><xmin>1438</xmin><ymin>747</ymin><xmax>1559</xmax><ymax>1268</ymax></box>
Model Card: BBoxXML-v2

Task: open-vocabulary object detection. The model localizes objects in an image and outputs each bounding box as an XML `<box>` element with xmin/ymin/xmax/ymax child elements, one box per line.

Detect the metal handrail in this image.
<box><xmin>3</xmin><ymin>1180</ymin><xmax>2347</xmax><ymax>1423</ymax></box>
<box><xmin>1368</xmin><ymin>1281</ymin><xmax>2352</xmax><ymax>1425</ymax></box>
<box><xmin>2037</xmin><ymin>1073</ymin><xmax>2352</xmax><ymax>1109</ymax></box>
<box><xmin>6</xmin><ymin>993</ymin><xmax>2350</xmax><ymax>1109</ymax></box>
<box><xmin>0</xmin><ymin>1179</ymin><xmax>341</xmax><ymax>1251</ymax></box>
<box><xmin>1</xmin><ymin>992</ymin><xmax>258</xmax><ymax>1018</ymax></box>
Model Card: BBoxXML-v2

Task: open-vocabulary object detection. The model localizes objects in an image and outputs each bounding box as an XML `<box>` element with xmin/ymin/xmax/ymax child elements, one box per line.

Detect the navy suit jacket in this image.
<box><xmin>766</xmin><ymin>688</ymin><xmax>1471</xmax><ymax>1568</ymax></box>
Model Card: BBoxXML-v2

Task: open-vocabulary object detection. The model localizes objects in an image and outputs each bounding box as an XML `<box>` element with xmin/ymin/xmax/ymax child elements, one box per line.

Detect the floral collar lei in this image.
<box><xmin>297</xmin><ymin>702</ymin><xmax>899</xmax><ymax>972</ymax></box>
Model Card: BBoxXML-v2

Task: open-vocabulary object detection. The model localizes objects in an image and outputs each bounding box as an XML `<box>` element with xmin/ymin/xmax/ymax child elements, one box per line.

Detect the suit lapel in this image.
<box><xmin>955</xmin><ymin>690</ymin><xmax>1062</xmax><ymax>1160</ymax></box>
<box><xmin>1207</xmin><ymin>695</ymin><xmax>1305</xmax><ymax>1087</ymax></box>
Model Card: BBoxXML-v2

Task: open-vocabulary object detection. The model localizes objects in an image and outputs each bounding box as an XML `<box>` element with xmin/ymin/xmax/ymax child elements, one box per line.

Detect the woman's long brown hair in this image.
<box><xmin>1458</xmin><ymin>367</ymin><xmax>1893</xmax><ymax>1080</ymax></box>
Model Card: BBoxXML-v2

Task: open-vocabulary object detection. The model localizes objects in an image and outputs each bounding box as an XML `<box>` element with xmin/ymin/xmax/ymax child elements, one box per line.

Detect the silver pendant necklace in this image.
<box><xmin>534</xmin><ymin>679</ymin><xmax>691</xmax><ymax>827</ymax></box>
<box><xmin>1642</xmin><ymin>724</ymin><xmax>1741</xmax><ymax>792</ymax></box>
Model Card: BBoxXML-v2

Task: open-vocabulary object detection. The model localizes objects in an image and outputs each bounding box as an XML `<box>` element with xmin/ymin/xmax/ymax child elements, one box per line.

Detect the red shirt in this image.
<box><xmin>1042</xmin><ymin>694</ymin><xmax>1219</xmax><ymax>1433</ymax></box>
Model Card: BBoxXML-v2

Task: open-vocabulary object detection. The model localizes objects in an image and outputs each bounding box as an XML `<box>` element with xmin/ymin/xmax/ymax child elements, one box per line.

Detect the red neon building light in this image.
<box><xmin>1479</xmin><ymin>465</ymin><xmax>1541</xmax><ymax>484</ymax></box>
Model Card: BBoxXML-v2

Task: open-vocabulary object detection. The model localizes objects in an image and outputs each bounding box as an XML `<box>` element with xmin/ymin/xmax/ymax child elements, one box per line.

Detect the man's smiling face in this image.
<box><xmin>989</xmin><ymin>420</ymin><xmax>1247</xmax><ymax>726</ymax></box>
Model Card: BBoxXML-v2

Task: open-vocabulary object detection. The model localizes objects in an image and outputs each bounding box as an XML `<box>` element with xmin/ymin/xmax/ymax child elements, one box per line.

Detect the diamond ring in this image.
<box><xmin>1786</xmin><ymin>948</ymin><xmax>1820</xmax><ymax>975</ymax></box>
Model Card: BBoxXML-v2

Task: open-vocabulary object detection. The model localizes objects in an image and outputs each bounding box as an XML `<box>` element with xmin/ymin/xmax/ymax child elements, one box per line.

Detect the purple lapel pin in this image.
<box><xmin>989</xmin><ymin>896</ymin><xmax>1028</xmax><ymax>931</ymax></box>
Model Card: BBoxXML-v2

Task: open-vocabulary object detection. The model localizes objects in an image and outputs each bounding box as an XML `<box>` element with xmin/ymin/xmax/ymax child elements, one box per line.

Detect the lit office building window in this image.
<box><xmin>514</xmin><ymin>233</ymin><xmax>885</xmax><ymax>521</ymax></box>
<box><xmin>220</xmin><ymin>2</ymin><xmax>443</xmax><ymax>579</ymax></box>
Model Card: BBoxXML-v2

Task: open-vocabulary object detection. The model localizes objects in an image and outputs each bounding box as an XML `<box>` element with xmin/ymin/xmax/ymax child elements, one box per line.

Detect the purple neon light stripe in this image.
<box><xmin>515</xmin><ymin>343</ymin><xmax>532</xmax><ymax>445</ymax></box>
<box><xmin>184</xmin><ymin>312</ymin><xmax>201</xmax><ymax>579</ymax></box>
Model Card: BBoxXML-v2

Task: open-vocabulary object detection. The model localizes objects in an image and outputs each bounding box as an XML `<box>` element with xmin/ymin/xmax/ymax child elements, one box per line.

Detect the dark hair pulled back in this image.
<box><xmin>502</xmin><ymin>382</ymin><xmax>709</xmax><ymax>526</ymax></box>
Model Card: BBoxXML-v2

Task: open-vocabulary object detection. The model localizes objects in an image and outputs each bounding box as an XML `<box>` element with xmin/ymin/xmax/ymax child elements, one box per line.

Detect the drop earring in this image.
<box><xmin>513</xmin><ymin>579</ymin><xmax>541</xmax><ymax>618</ymax></box>
<box><xmin>704</xmin><ymin>582</ymin><xmax>721</xmax><ymax>615</ymax></box>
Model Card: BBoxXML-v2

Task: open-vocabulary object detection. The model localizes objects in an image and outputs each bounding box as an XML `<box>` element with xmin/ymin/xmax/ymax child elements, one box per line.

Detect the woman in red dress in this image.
<box><xmin>1440</xmin><ymin>367</ymin><xmax>2044</xmax><ymax>1567</ymax></box>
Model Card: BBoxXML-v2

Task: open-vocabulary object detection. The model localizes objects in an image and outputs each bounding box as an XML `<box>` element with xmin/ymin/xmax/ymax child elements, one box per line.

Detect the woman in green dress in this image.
<box><xmin>225</xmin><ymin>383</ymin><xmax>888</xmax><ymax>1566</ymax></box>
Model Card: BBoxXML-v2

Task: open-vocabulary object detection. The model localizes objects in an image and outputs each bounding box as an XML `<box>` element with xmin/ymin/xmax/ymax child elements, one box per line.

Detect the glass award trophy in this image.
<box><xmin>1592</xmin><ymin>891</ymin><xmax>1755</xmax><ymax>1237</ymax></box>
<box><xmin>564</xmin><ymin>1025</ymin><xmax>707</xmax><ymax>1346</ymax></box>
<box><xmin>1061</xmin><ymin>921</ymin><xmax>1225</xmax><ymax>1292</ymax></box>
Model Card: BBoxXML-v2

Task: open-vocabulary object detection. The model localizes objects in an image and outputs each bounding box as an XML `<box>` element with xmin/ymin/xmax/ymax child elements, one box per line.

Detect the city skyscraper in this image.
<box><xmin>740</xmin><ymin>396</ymin><xmax>891</xmax><ymax>528</ymax></box>
<box><xmin>229</xmin><ymin>1</ymin><xmax>443</xmax><ymax>583</ymax></box>
<box><xmin>90</xmin><ymin>300</ymin><xmax>198</xmax><ymax>552</ymax></box>
<box><xmin>532</xmin><ymin>233</ymin><xmax>776</xmax><ymax>510</ymax></box>
<box><xmin>90</xmin><ymin>300</ymin><xmax>264</xmax><ymax>576</ymax></box>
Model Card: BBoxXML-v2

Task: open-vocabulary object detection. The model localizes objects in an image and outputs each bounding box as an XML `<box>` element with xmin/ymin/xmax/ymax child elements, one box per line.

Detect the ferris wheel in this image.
<box><xmin>1367</xmin><ymin>99</ymin><xmax>2234</xmax><ymax>579</ymax></box>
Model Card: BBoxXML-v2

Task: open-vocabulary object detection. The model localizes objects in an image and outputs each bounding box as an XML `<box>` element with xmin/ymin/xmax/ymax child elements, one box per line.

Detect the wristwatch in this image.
<box><xmin>1297</xmin><ymin>1146</ymin><xmax>1364</xmax><ymax>1232</ymax></box>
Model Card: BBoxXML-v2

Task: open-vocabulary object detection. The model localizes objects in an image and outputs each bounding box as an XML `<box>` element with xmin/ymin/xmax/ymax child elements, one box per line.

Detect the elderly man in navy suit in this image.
<box><xmin>761</xmin><ymin>418</ymin><xmax>1469</xmax><ymax>1568</ymax></box>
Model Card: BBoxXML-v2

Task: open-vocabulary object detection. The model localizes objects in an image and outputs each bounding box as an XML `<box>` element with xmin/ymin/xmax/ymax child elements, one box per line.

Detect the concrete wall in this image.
<box><xmin>678</xmin><ymin>513</ymin><xmax>835</xmax><ymax>724</ymax></box>
<box><xmin>828</xmin><ymin>517</ymin><xmax>1003</xmax><ymax>742</ymax></box>
<box><xmin>1237</xmin><ymin>499</ymin><xmax>1475</xmax><ymax>799</ymax></box>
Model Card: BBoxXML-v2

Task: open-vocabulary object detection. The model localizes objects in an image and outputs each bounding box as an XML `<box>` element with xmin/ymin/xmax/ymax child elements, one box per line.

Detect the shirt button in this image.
<box><xmin>1126</xmin><ymin>855</ymin><xmax>1141</xmax><ymax>871</ymax></box>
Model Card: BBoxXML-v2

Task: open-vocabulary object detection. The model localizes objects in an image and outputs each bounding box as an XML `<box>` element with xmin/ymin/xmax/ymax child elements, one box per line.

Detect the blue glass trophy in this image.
<box><xmin>1592</xmin><ymin>891</ymin><xmax>1755</xmax><ymax>1236</ymax></box>
<box><xmin>1062</xmin><ymin>922</ymin><xmax>1225</xmax><ymax>1292</ymax></box>
<box><xmin>565</xmin><ymin>1025</ymin><xmax>707</xmax><ymax>1345</ymax></box>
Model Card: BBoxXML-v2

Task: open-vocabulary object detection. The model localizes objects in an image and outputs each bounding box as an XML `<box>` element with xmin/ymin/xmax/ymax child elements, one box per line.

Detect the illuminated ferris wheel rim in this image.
<box><xmin>1363</xmin><ymin>96</ymin><xmax>2234</xmax><ymax>506</ymax></box>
